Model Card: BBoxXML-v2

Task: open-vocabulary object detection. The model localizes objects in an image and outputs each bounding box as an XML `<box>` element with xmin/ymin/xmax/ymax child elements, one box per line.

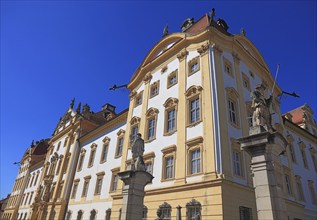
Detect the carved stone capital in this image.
<box><xmin>210</xmin><ymin>44</ymin><xmax>223</xmax><ymax>54</ymax></box>
<box><xmin>177</xmin><ymin>50</ymin><xmax>188</xmax><ymax>61</ymax></box>
<box><xmin>129</xmin><ymin>90</ymin><xmax>137</xmax><ymax>98</ymax></box>
<box><xmin>232</xmin><ymin>52</ymin><xmax>240</xmax><ymax>63</ymax></box>
<box><xmin>197</xmin><ymin>43</ymin><xmax>210</xmax><ymax>56</ymax></box>
<box><xmin>143</xmin><ymin>72</ymin><xmax>152</xmax><ymax>84</ymax></box>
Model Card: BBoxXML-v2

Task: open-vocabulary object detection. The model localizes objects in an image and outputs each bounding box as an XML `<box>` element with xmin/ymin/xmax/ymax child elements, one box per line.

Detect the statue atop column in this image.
<box><xmin>131</xmin><ymin>133</ymin><xmax>145</xmax><ymax>171</ymax></box>
<box><xmin>251</xmin><ymin>83</ymin><xmax>274</xmax><ymax>132</ymax></box>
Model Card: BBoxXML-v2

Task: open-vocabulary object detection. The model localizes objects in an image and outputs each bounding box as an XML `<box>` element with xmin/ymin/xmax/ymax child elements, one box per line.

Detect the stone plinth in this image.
<box><xmin>238</xmin><ymin>128</ymin><xmax>288</xmax><ymax>220</ymax></box>
<box><xmin>118</xmin><ymin>170</ymin><xmax>154</xmax><ymax>220</ymax></box>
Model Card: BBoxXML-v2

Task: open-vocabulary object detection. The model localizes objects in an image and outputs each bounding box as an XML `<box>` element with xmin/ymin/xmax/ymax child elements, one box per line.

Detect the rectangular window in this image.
<box><xmin>77</xmin><ymin>154</ymin><xmax>85</xmax><ymax>171</ymax></box>
<box><xmin>82</xmin><ymin>179</ymin><xmax>90</xmax><ymax>197</ymax></box>
<box><xmin>56</xmin><ymin>142</ymin><xmax>61</xmax><ymax>151</ymax></box>
<box><xmin>100</xmin><ymin>144</ymin><xmax>109</xmax><ymax>163</ymax></box>
<box><xmin>150</xmin><ymin>81</ymin><xmax>160</xmax><ymax>98</ymax></box>
<box><xmin>88</xmin><ymin>150</ymin><xmax>96</xmax><ymax>167</ymax></box>
<box><xmin>301</xmin><ymin>149</ymin><xmax>309</xmax><ymax>169</ymax></box>
<box><xmin>190</xmin><ymin>149</ymin><xmax>201</xmax><ymax>174</ymax></box>
<box><xmin>147</xmin><ymin>118</ymin><xmax>155</xmax><ymax>140</ymax></box>
<box><xmin>167</xmin><ymin>70</ymin><xmax>178</xmax><ymax>88</ymax></box>
<box><xmin>95</xmin><ymin>176</ymin><xmax>103</xmax><ymax>195</ymax></box>
<box><xmin>71</xmin><ymin>182</ymin><xmax>78</xmax><ymax>199</ymax></box>
<box><xmin>228</xmin><ymin>99</ymin><xmax>237</xmax><ymax>125</ymax></box>
<box><xmin>116</xmin><ymin>138</ymin><xmax>124</xmax><ymax>157</ymax></box>
<box><xmin>130</xmin><ymin>126</ymin><xmax>138</xmax><ymax>145</ymax></box>
<box><xmin>63</xmin><ymin>156</ymin><xmax>70</xmax><ymax>173</ymax></box>
<box><xmin>190</xmin><ymin>98</ymin><xmax>200</xmax><ymax>124</ymax></box>
<box><xmin>308</xmin><ymin>181</ymin><xmax>317</xmax><ymax>204</ymax></box>
<box><xmin>167</xmin><ymin>109</ymin><xmax>176</xmax><ymax>133</ymax></box>
<box><xmin>296</xmin><ymin>180</ymin><xmax>305</xmax><ymax>201</ymax></box>
<box><xmin>224</xmin><ymin>59</ymin><xmax>233</xmax><ymax>76</ymax></box>
<box><xmin>233</xmin><ymin>150</ymin><xmax>242</xmax><ymax>176</ymax></box>
<box><xmin>165</xmin><ymin>156</ymin><xmax>174</xmax><ymax>179</ymax></box>
<box><xmin>135</xmin><ymin>92</ymin><xmax>143</xmax><ymax>107</ymax></box>
<box><xmin>28</xmin><ymin>192</ymin><xmax>34</xmax><ymax>205</ymax></box>
<box><xmin>145</xmin><ymin>162</ymin><xmax>153</xmax><ymax>174</ymax></box>
<box><xmin>57</xmin><ymin>183</ymin><xmax>64</xmax><ymax>199</ymax></box>
<box><xmin>239</xmin><ymin>206</ymin><xmax>252</xmax><ymax>220</ymax></box>
<box><xmin>111</xmin><ymin>175</ymin><xmax>118</xmax><ymax>192</ymax></box>
<box><xmin>289</xmin><ymin>144</ymin><xmax>296</xmax><ymax>163</ymax></box>
<box><xmin>285</xmin><ymin>174</ymin><xmax>292</xmax><ymax>195</ymax></box>
<box><xmin>188</xmin><ymin>207</ymin><xmax>201</xmax><ymax>220</ymax></box>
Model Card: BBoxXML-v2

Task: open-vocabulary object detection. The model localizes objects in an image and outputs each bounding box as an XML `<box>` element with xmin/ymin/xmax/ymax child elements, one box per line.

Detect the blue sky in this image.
<box><xmin>1</xmin><ymin>1</ymin><xmax>316</xmax><ymax>198</ymax></box>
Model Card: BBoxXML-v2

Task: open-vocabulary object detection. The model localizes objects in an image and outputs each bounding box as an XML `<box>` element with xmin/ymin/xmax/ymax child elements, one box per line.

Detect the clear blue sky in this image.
<box><xmin>1</xmin><ymin>1</ymin><xmax>316</xmax><ymax>198</ymax></box>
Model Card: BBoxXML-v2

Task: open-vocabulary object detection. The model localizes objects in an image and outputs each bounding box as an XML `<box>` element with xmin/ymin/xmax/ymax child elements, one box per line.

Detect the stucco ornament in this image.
<box><xmin>251</xmin><ymin>83</ymin><xmax>274</xmax><ymax>132</ymax></box>
<box><xmin>131</xmin><ymin>133</ymin><xmax>145</xmax><ymax>171</ymax></box>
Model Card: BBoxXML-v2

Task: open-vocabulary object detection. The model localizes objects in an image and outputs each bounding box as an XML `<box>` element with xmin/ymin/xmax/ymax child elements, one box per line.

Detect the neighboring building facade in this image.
<box><xmin>0</xmin><ymin>194</ymin><xmax>10</xmax><ymax>219</ymax></box>
<box><xmin>3</xmin><ymin>10</ymin><xmax>317</xmax><ymax>220</ymax></box>
<box><xmin>2</xmin><ymin>140</ymin><xmax>49</xmax><ymax>220</ymax></box>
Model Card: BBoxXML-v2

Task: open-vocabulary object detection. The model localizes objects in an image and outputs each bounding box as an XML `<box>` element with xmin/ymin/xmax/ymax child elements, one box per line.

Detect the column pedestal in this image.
<box><xmin>118</xmin><ymin>170</ymin><xmax>153</xmax><ymax>220</ymax></box>
<box><xmin>238</xmin><ymin>127</ymin><xmax>288</xmax><ymax>220</ymax></box>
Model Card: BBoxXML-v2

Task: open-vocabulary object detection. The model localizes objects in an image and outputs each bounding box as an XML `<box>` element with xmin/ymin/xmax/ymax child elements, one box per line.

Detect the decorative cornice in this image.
<box><xmin>197</xmin><ymin>43</ymin><xmax>210</xmax><ymax>56</ymax></box>
<box><xmin>177</xmin><ymin>50</ymin><xmax>188</xmax><ymax>61</ymax></box>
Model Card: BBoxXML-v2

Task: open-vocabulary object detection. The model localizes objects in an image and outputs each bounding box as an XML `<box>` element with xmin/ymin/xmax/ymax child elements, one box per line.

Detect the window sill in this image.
<box><xmin>187</xmin><ymin>120</ymin><xmax>202</xmax><ymax>128</ymax></box>
<box><xmin>144</xmin><ymin>138</ymin><xmax>156</xmax><ymax>143</ymax></box>
<box><xmin>163</xmin><ymin>130</ymin><xmax>177</xmax><ymax>136</ymax></box>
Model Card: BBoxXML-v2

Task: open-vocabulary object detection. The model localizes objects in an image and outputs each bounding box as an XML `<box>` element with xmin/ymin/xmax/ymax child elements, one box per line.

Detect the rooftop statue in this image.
<box><xmin>251</xmin><ymin>83</ymin><xmax>274</xmax><ymax>132</ymax></box>
<box><xmin>163</xmin><ymin>25</ymin><xmax>168</xmax><ymax>37</ymax></box>
<box><xmin>131</xmin><ymin>133</ymin><xmax>145</xmax><ymax>171</ymax></box>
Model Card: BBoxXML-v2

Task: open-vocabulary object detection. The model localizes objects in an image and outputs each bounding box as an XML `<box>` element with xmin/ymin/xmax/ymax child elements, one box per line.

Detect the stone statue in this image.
<box><xmin>131</xmin><ymin>133</ymin><xmax>145</xmax><ymax>171</ymax></box>
<box><xmin>70</xmin><ymin>98</ymin><xmax>75</xmax><ymax>109</ymax></box>
<box><xmin>251</xmin><ymin>83</ymin><xmax>274</xmax><ymax>132</ymax></box>
<box><xmin>163</xmin><ymin>25</ymin><xmax>168</xmax><ymax>37</ymax></box>
<box><xmin>210</xmin><ymin>8</ymin><xmax>216</xmax><ymax>23</ymax></box>
<box><xmin>76</xmin><ymin>102</ymin><xmax>81</xmax><ymax>114</ymax></box>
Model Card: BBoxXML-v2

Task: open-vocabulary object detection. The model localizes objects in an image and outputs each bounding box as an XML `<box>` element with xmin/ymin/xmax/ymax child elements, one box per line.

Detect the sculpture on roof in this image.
<box><xmin>131</xmin><ymin>133</ymin><xmax>145</xmax><ymax>171</ymax></box>
<box><xmin>70</xmin><ymin>98</ymin><xmax>75</xmax><ymax>109</ymax></box>
<box><xmin>76</xmin><ymin>102</ymin><xmax>81</xmax><ymax>114</ymax></box>
<box><xmin>210</xmin><ymin>8</ymin><xmax>216</xmax><ymax>23</ymax></box>
<box><xmin>163</xmin><ymin>25</ymin><xmax>168</xmax><ymax>37</ymax></box>
<box><xmin>251</xmin><ymin>83</ymin><xmax>274</xmax><ymax>132</ymax></box>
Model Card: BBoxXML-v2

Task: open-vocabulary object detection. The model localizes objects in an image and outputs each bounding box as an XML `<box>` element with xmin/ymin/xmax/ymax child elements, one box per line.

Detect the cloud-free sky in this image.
<box><xmin>1</xmin><ymin>1</ymin><xmax>316</xmax><ymax>198</ymax></box>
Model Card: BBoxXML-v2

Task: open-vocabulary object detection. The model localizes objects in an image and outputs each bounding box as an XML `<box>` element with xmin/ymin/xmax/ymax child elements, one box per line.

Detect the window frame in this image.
<box><xmin>186</xmin><ymin>199</ymin><xmax>202</xmax><ymax>220</ymax></box>
<box><xmin>242</xmin><ymin>72</ymin><xmax>251</xmax><ymax>91</ymax></box>
<box><xmin>188</xmin><ymin>56</ymin><xmax>200</xmax><ymax>76</ymax></box>
<box><xmin>134</xmin><ymin>91</ymin><xmax>143</xmax><ymax>107</ymax></box>
<box><xmin>110</xmin><ymin>167</ymin><xmax>120</xmax><ymax>193</ymax></box>
<box><xmin>145</xmin><ymin>108</ymin><xmax>159</xmax><ymax>142</ymax></box>
<box><xmin>186</xmin><ymin>137</ymin><xmax>203</xmax><ymax>176</ymax></box>
<box><xmin>167</xmin><ymin>69</ymin><xmax>178</xmax><ymax>89</ymax></box>
<box><xmin>88</xmin><ymin>144</ymin><xmax>97</xmax><ymax>168</ymax></box>
<box><xmin>82</xmin><ymin>176</ymin><xmax>91</xmax><ymax>198</ymax></box>
<box><xmin>161</xmin><ymin>145</ymin><xmax>176</xmax><ymax>181</ymax></box>
<box><xmin>77</xmin><ymin>149</ymin><xmax>86</xmax><ymax>172</ymax></box>
<box><xmin>150</xmin><ymin>80</ymin><xmax>160</xmax><ymax>98</ymax></box>
<box><xmin>100</xmin><ymin>137</ymin><xmax>110</xmax><ymax>163</ymax></box>
<box><xmin>186</xmin><ymin>86</ymin><xmax>203</xmax><ymax>127</ymax></box>
<box><xmin>71</xmin><ymin>179</ymin><xmax>80</xmax><ymax>199</ymax></box>
<box><xmin>223</xmin><ymin>58</ymin><xmax>234</xmax><ymax>77</ymax></box>
<box><xmin>115</xmin><ymin>129</ymin><xmax>125</xmax><ymax>158</ymax></box>
<box><xmin>163</xmin><ymin>98</ymin><xmax>178</xmax><ymax>135</ymax></box>
<box><xmin>226</xmin><ymin>87</ymin><xmax>240</xmax><ymax>128</ymax></box>
<box><xmin>94</xmin><ymin>172</ymin><xmax>105</xmax><ymax>195</ymax></box>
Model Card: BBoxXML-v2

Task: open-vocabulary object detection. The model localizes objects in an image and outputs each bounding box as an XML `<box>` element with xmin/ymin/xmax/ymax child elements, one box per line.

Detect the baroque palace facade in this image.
<box><xmin>2</xmin><ymin>11</ymin><xmax>317</xmax><ymax>220</ymax></box>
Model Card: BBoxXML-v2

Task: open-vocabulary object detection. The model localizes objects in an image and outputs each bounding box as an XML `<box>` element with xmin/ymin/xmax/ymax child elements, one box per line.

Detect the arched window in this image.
<box><xmin>186</xmin><ymin>199</ymin><xmax>201</xmax><ymax>220</ymax></box>
<box><xmin>77</xmin><ymin>210</ymin><xmax>83</xmax><ymax>220</ymax></box>
<box><xmin>105</xmin><ymin>208</ymin><xmax>111</xmax><ymax>220</ymax></box>
<box><xmin>90</xmin><ymin>209</ymin><xmax>97</xmax><ymax>220</ymax></box>
<box><xmin>156</xmin><ymin>202</ymin><xmax>171</xmax><ymax>220</ymax></box>
<box><xmin>66</xmin><ymin>210</ymin><xmax>72</xmax><ymax>220</ymax></box>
